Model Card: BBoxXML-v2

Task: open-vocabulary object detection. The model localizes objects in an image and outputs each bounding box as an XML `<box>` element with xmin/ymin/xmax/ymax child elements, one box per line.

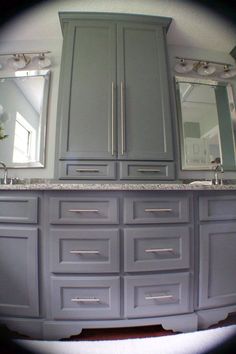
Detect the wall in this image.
<box><xmin>0</xmin><ymin>0</ymin><xmax>235</xmax><ymax>180</ymax></box>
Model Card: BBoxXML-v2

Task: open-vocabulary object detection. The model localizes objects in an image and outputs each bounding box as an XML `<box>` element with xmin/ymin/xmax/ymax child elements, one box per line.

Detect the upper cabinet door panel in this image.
<box><xmin>117</xmin><ymin>23</ymin><xmax>173</xmax><ymax>160</ymax></box>
<box><xmin>59</xmin><ymin>21</ymin><xmax>117</xmax><ymax>159</ymax></box>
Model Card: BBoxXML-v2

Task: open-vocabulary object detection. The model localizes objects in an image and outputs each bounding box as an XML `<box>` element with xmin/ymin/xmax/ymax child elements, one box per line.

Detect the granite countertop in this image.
<box><xmin>0</xmin><ymin>181</ymin><xmax>236</xmax><ymax>190</ymax></box>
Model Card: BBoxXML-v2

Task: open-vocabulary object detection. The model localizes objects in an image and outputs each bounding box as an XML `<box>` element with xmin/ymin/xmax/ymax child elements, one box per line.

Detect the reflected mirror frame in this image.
<box><xmin>175</xmin><ymin>75</ymin><xmax>236</xmax><ymax>171</ymax></box>
<box><xmin>0</xmin><ymin>69</ymin><xmax>50</xmax><ymax>168</ymax></box>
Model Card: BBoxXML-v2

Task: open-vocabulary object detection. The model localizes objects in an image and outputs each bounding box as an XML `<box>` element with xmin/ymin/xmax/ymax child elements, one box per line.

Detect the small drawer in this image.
<box><xmin>124</xmin><ymin>273</ymin><xmax>191</xmax><ymax>318</ymax></box>
<box><xmin>199</xmin><ymin>195</ymin><xmax>236</xmax><ymax>221</ymax></box>
<box><xmin>120</xmin><ymin>161</ymin><xmax>175</xmax><ymax>180</ymax></box>
<box><xmin>51</xmin><ymin>276</ymin><xmax>120</xmax><ymax>319</ymax></box>
<box><xmin>124</xmin><ymin>195</ymin><xmax>189</xmax><ymax>224</ymax></box>
<box><xmin>49</xmin><ymin>197</ymin><xmax>119</xmax><ymax>224</ymax></box>
<box><xmin>59</xmin><ymin>161</ymin><xmax>116</xmax><ymax>180</ymax></box>
<box><xmin>0</xmin><ymin>196</ymin><xmax>38</xmax><ymax>223</ymax></box>
<box><xmin>50</xmin><ymin>228</ymin><xmax>120</xmax><ymax>273</ymax></box>
<box><xmin>124</xmin><ymin>226</ymin><xmax>190</xmax><ymax>272</ymax></box>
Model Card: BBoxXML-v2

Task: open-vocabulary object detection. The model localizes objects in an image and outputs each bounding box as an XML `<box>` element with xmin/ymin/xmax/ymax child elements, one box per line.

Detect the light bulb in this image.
<box><xmin>32</xmin><ymin>53</ymin><xmax>51</xmax><ymax>68</ymax></box>
<box><xmin>174</xmin><ymin>59</ymin><xmax>193</xmax><ymax>74</ymax></box>
<box><xmin>7</xmin><ymin>54</ymin><xmax>28</xmax><ymax>70</ymax></box>
<box><xmin>220</xmin><ymin>65</ymin><xmax>236</xmax><ymax>79</ymax></box>
<box><xmin>197</xmin><ymin>62</ymin><xmax>216</xmax><ymax>76</ymax></box>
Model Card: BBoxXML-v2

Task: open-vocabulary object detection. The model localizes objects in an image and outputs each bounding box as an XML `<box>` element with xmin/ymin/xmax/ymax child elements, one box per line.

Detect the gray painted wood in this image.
<box><xmin>0</xmin><ymin>227</ymin><xmax>39</xmax><ymax>317</ymax></box>
<box><xmin>120</xmin><ymin>161</ymin><xmax>175</xmax><ymax>180</ymax></box>
<box><xmin>124</xmin><ymin>273</ymin><xmax>191</xmax><ymax>318</ymax></box>
<box><xmin>117</xmin><ymin>22</ymin><xmax>173</xmax><ymax>160</ymax></box>
<box><xmin>124</xmin><ymin>194</ymin><xmax>190</xmax><ymax>224</ymax></box>
<box><xmin>51</xmin><ymin>276</ymin><xmax>120</xmax><ymax>319</ymax></box>
<box><xmin>50</xmin><ymin>228</ymin><xmax>120</xmax><ymax>273</ymax></box>
<box><xmin>199</xmin><ymin>222</ymin><xmax>236</xmax><ymax>308</ymax></box>
<box><xmin>0</xmin><ymin>196</ymin><xmax>38</xmax><ymax>223</ymax></box>
<box><xmin>199</xmin><ymin>194</ymin><xmax>236</xmax><ymax>221</ymax></box>
<box><xmin>49</xmin><ymin>196</ymin><xmax>119</xmax><ymax>224</ymax></box>
<box><xmin>124</xmin><ymin>226</ymin><xmax>190</xmax><ymax>272</ymax></box>
<box><xmin>59</xmin><ymin>21</ymin><xmax>117</xmax><ymax>159</ymax></box>
<box><xmin>59</xmin><ymin>161</ymin><xmax>116</xmax><ymax>179</ymax></box>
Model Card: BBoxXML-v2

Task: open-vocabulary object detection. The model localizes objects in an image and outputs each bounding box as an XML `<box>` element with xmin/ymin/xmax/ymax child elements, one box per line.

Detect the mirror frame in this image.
<box><xmin>0</xmin><ymin>69</ymin><xmax>50</xmax><ymax>168</ymax></box>
<box><xmin>175</xmin><ymin>75</ymin><xmax>236</xmax><ymax>171</ymax></box>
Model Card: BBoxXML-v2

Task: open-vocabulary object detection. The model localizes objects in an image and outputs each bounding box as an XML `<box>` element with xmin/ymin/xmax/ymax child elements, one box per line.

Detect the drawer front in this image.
<box><xmin>0</xmin><ymin>196</ymin><xmax>38</xmax><ymax>223</ymax></box>
<box><xmin>199</xmin><ymin>195</ymin><xmax>236</xmax><ymax>221</ymax></box>
<box><xmin>49</xmin><ymin>197</ymin><xmax>119</xmax><ymax>224</ymax></box>
<box><xmin>51</xmin><ymin>276</ymin><xmax>120</xmax><ymax>319</ymax></box>
<box><xmin>124</xmin><ymin>226</ymin><xmax>190</xmax><ymax>272</ymax></box>
<box><xmin>120</xmin><ymin>161</ymin><xmax>175</xmax><ymax>180</ymax></box>
<box><xmin>59</xmin><ymin>161</ymin><xmax>116</xmax><ymax>180</ymax></box>
<box><xmin>124</xmin><ymin>273</ymin><xmax>191</xmax><ymax>318</ymax></box>
<box><xmin>50</xmin><ymin>229</ymin><xmax>120</xmax><ymax>273</ymax></box>
<box><xmin>124</xmin><ymin>195</ymin><xmax>189</xmax><ymax>224</ymax></box>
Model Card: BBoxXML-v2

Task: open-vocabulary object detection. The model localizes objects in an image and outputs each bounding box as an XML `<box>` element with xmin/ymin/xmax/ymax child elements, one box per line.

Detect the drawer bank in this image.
<box><xmin>0</xmin><ymin>183</ymin><xmax>236</xmax><ymax>339</ymax></box>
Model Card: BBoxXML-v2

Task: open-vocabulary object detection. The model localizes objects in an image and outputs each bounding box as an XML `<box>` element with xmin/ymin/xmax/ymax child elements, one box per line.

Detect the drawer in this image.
<box><xmin>51</xmin><ymin>276</ymin><xmax>120</xmax><ymax>319</ymax></box>
<box><xmin>49</xmin><ymin>197</ymin><xmax>119</xmax><ymax>224</ymax></box>
<box><xmin>50</xmin><ymin>228</ymin><xmax>120</xmax><ymax>273</ymax></box>
<box><xmin>124</xmin><ymin>273</ymin><xmax>191</xmax><ymax>318</ymax></box>
<box><xmin>199</xmin><ymin>195</ymin><xmax>236</xmax><ymax>221</ymax></box>
<box><xmin>0</xmin><ymin>196</ymin><xmax>38</xmax><ymax>223</ymax></box>
<box><xmin>120</xmin><ymin>161</ymin><xmax>175</xmax><ymax>180</ymax></box>
<box><xmin>59</xmin><ymin>161</ymin><xmax>116</xmax><ymax>180</ymax></box>
<box><xmin>124</xmin><ymin>195</ymin><xmax>189</xmax><ymax>224</ymax></box>
<box><xmin>124</xmin><ymin>226</ymin><xmax>190</xmax><ymax>272</ymax></box>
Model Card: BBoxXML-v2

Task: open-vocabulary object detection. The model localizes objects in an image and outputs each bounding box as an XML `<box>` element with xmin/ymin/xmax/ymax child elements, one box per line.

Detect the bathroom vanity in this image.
<box><xmin>0</xmin><ymin>183</ymin><xmax>236</xmax><ymax>339</ymax></box>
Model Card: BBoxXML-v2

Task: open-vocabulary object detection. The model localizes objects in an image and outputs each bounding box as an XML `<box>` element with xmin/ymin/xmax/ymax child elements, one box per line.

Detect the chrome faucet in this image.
<box><xmin>213</xmin><ymin>164</ymin><xmax>224</xmax><ymax>185</ymax></box>
<box><xmin>0</xmin><ymin>161</ymin><xmax>8</xmax><ymax>184</ymax></box>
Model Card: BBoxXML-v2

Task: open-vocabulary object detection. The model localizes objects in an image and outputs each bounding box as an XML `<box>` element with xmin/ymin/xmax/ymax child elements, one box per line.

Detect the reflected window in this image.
<box><xmin>13</xmin><ymin>112</ymin><xmax>36</xmax><ymax>163</ymax></box>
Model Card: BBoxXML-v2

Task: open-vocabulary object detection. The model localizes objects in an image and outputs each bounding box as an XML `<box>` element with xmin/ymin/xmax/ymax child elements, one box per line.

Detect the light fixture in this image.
<box><xmin>174</xmin><ymin>58</ymin><xmax>193</xmax><ymax>74</ymax></box>
<box><xmin>32</xmin><ymin>52</ymin><xmax>51</xmax><ymax>69</ymax></box>
<box><xmin>220</xmin><ymin>65</ymin><xmax>236</xmax><ymax>79</ymax></box>
<box><xmin>197</xmin><ymin>61</ymin><xmax>216</xmax><ymax>76</ymax></box>
<box><xmin>174</xmin><ymin>56</ymin><xmax>236</xmax><ymax>80</ymax></box>
<box><xmin>0</xmin><ymin>51</ymin><xmax>51</xmax><ymax>71</ymax></box>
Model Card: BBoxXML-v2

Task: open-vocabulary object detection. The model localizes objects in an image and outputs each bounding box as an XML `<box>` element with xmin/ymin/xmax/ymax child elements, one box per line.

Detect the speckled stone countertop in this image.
<box><xmin>0</xmin><ymin>181</ymin><xmax>236</xmax><ymax>190</ymax></box>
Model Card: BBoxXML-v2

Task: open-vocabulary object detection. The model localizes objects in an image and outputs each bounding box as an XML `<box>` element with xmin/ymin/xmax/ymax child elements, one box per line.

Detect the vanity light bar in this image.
<box><xmin>174</xmin><ymin>56</ymin><xmax>236</xmax><ymax>78</ymax></box>
<box><xmin>0</xmin><ymin>51</ymin><xmax>52</xmax><ymax>70</ymax></box>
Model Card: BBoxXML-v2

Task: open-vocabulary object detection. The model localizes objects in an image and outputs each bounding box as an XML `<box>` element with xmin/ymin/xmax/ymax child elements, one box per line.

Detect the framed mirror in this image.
<box><xmin>175</xmin><ymin>76</ymin><xmax>236</xmax><ymax>170</ymax></box>
<box><xmin>0</xmin><ymin>69</ymin><xmax>50</xmax><ymax>168</ymax></box>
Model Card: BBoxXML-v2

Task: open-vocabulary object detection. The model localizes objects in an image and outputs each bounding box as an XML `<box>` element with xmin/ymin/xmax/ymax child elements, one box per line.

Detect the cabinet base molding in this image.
<box><xmin>0</xmin><ymin>317</ymin><xmax>44</xmax><ymax>339</ymax></box>
<box><xmin>197</xmin><ymin>305</ymin><xmax>236</xmax><ymax>329</ymax></box>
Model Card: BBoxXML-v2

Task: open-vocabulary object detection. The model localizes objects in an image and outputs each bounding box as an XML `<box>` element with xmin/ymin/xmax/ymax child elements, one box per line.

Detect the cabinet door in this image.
<box><xmin>117</xmin><ymin>23</ymin><xmax>173</xmax><ymax>160</ymax></box>
<box><xmin>199</xmin><ymin>222</ymin><xmax>236</xmax><ymax>308</ymax></box>
<box><xmin>0</xmin><ymin>227</ymin><xmax>39</xmax><ymax>317</ymax></box>
<box><xmin>59</xmin><ymin>21</ymin><xmax>117</xmax><ymax>159</ymax></box>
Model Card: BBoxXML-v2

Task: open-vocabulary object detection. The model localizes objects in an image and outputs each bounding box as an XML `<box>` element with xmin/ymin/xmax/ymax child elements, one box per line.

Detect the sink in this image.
<box><xmin>189</xmin><ymin>181</ymin><xmax>212</xmax><ymax>186</ymax></box>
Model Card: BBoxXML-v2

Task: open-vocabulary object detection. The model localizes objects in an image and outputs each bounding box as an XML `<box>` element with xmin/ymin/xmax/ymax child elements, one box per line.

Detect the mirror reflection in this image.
<box><xmin>0</xmin><ymin>70</ymin><xmax>50</xmax><ymax>168</ymax></box>
<box><xmin>176</xmin><ymin>76</ymin><xmax>236</xmax><ymax>170</ymax></box>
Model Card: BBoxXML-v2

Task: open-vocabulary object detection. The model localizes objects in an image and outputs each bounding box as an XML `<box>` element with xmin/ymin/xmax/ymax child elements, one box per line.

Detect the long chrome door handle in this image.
<box><xmin>137</xmin><ymin>169</ymin><xmax>161</xmax><ymax>173</ymax></box>
<box><xmin>145</xmin><ymin>248</ymin><xmax>174</xmax><ymax>253</ymax></box>
<box><xmin>121</xmin><ymin>80</ymin><xmax>125</xmax><ymax>155</ymax></box>
<box><xmin>144</xmin><ymin>208</ymin><xmax>172</xmax><ymax>213</ymax></box>
<box><xmin>111</xmin><ymin>81</ymin><xmax>115</xmax><ymax>156</ymax></box>
<box><xmin>76</xmin><ymin>169</ymin><xmax>100</xmax><ymax>173</ymax></box>
<box><xmin>68</xmin><ymin>209</ymin><xmax>99</xmax><ymax>213</ymax></box>
<box><xmin>145</xmin><ymin>294</ymin><xmax>173</xmax><ymax>300</ymax></box>
<box><xmin>71</xmin><ymin>297</ymin><xmax>100</xmax><ymax>303</ymax></box>
<box><xmin>70</xmin><ymin>250</ymin><xmax>100</xmax><ymax>254</ymax></box>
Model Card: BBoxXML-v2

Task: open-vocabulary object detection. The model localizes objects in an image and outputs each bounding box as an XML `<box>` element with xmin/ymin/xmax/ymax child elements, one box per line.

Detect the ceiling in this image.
<box><xmin>0</xmin><ymin>0</ymin><xmax>235</xmax><ymax>54</ymax></box>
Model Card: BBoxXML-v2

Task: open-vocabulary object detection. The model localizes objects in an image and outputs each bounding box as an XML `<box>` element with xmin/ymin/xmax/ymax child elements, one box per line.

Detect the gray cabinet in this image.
<box><xmin>57</xmin><ymin>14</ymin><xmax>174</xmax><ymax>180</ymax></box>
<box><xmin>0</xmin><ymin>226</ymin><xmax>39</xmax><ymax>317</ymax></box>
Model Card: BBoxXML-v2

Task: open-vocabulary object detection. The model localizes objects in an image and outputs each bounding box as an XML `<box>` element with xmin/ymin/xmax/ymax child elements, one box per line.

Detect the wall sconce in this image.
<box><xmin>174</xmin><ymin>56</ymin><xmax>236</xmax><ymax>79</ymax></box>
<box><xmin>0</xmin><ymin>51</ymin><xmax>51</xmax><ymax>70</ymax></box>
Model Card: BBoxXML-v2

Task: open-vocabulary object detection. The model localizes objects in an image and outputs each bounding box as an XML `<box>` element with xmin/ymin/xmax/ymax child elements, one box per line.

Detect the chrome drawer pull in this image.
<box><xmin>71</xmin><ymin>297</ymin><xmax>100</xmax><ymax>303</ymax></box>
<box><xmin>144</xmin><ymin>208</ymin><xmax>172</xmax><ymax>212</ymax></box>
<box><xmin>76</xmin><ymin>169</ymin><xmax>100</xmax><ymax>172</ymax></box>
<box><xmin>145</xmin><ymin>294</ymin><xmax>173</xmax><ymax>300</ymax></box>
<box><xmin>145</xmin><ymin>248</ymin><xmax>174</xmax><ymax>253</ymax></box>
<box><xmin>70</xmin><ymin>250</ymin><xmax>100</xmax><ymax>255</ymax></box>
<box><xmin>68</xmin><ymin>209</ymin><xmax>99</xmax><ymax>213</ymax></box>
<box><xmin>137</xmin><ymin>169</ymin><xmax>161</xmax><ymax>172</ymax></box>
